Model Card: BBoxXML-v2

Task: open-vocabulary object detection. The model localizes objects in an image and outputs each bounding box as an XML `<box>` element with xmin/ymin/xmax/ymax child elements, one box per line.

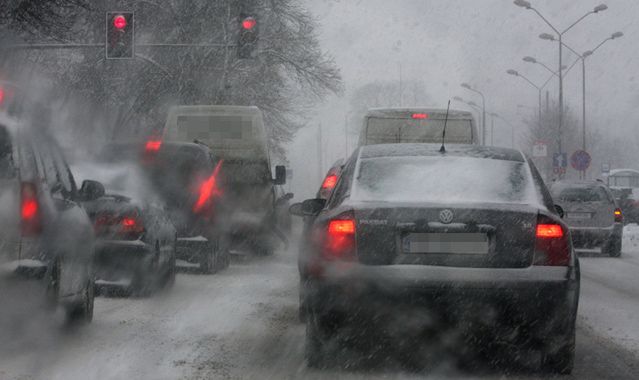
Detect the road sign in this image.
<box><xmin>532</xmin><ymin>141</ymin><xmax>548</xmax><ymax>157</ymax></box>
<box><xmin>570</xmin><ymin>150</ymin><xmax>591</xmax><ymax>171</ymax></box>
<box><xmin>553</xmin><ymin>167</ymin><xmax>567</xmax><ymax>175</ymax></box>
<box><xmin>553</xmin><ymin>152</ymin><xmax>568</xmax><ymax>169</ymax></box>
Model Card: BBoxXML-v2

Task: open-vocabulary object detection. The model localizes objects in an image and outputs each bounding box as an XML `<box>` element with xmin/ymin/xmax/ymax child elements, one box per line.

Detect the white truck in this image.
<box><xmin>163</xmin><ymin>105</ymin><xmax>289</xmax><ymax>255</ymax></box>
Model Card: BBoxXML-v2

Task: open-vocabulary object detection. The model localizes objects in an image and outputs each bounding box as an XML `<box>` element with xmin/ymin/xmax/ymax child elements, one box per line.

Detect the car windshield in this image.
<box><xmin>553</xmin><ymin>186</ymin><xmax>610</xmax><ymax>203</ymax></box>
<box><xmin>365</xmin><ymin>117</ymin><xmax>473</xmax><ymax>145</ymax></box>
<box><xmin>353</xmin><ymin>156</ymin><xmax>538</xmax><ymax>205</ymax></box>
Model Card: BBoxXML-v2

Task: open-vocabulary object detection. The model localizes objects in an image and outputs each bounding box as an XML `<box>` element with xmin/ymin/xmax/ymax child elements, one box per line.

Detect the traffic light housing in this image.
<box><xmin>238</xmin><ymin>14</ymin><xmax>258</xmax><ymax>59</ymax></box>
<box><xmin>106</xmin><ymin>12</ymin><xmax>134</xmax><ymax>59</ymax></box>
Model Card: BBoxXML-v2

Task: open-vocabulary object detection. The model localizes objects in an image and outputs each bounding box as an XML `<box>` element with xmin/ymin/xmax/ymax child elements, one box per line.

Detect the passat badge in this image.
<box><xmin>439</xmin><ymin>209</ymin><xmax>454</xmax><ymax>224</ymax></box>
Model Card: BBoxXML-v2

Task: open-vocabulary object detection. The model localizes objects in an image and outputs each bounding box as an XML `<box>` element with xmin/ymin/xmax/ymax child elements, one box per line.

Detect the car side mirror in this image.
<box><xmin>289</xmin><ymin>198</ymin><xmax>326</xmax><ymax>217</ymax></box>
<box><xmin>554</xmin><ymin>204</ymin><xmax>565</xmax><ymax>218</ymax></box>
<box><xmin>79</xmin><ymin>180</ymin><xmax>105</xmax><ymax>201</ymax></box>
<box><xmin>274</xmin><ymin>165</ymin><xmax>286</xmax><ymax>185</ymax></box>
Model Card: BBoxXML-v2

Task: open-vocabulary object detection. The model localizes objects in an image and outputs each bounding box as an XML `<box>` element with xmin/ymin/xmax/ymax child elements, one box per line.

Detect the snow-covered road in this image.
<box><xmin>2</xmin><ymin>225</ymin><xmax>639</xmax><ymax>379</ymax></box>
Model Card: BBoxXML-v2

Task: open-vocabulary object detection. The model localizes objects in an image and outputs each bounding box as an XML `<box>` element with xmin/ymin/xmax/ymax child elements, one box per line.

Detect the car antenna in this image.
<box><xmin>439</xmin><ymin>99</ymin><xmax>451</xmax><ymax>153</ymax></box>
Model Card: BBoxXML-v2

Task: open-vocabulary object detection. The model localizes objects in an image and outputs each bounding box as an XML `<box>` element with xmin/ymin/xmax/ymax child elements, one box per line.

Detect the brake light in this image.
<box><xmin>193</xmin><ymin>160</ymin><xmax>224</xmax><ymax>213</ymax></box>
<box><xmin>536</xmin><ymin>224</ymin><xmax>564</xmax><ymax>238</ymax></box>
<box><xmin>412</xmin><ymin>113</ymin><xmax>428</xmax><ymax>119</ymax></box>
<box><xmin>321</xmin><ymin>174</ymin><xmax>338</xmax><ymax>190</ymax></box>
<box><xmin>21</xmin><ymin>183</ymin><xmax>42</xmax><ymax>236</ymax></box>
<box><xmin>324</xmin><ymin>219</ymin><xmax>357</xmax><ymax>261</ymax></box>
<box><xmin>145</xmin><ymin>140</ymin><xmax>162</xmax><ymax>152</ymax></box>
<box><xmin>614</xmin><ymin>208</ymin><xmax>623</xmax><ymax>223</ymax></box>
<box><xmin>94</xmin><ymin>213</ymin><xmax>144</xmax><ymax>239</ymax></box>
<box><xmin>533</xmin><ymin>218</ymin><xmax>570</xmax><ymax>266</ymax></box>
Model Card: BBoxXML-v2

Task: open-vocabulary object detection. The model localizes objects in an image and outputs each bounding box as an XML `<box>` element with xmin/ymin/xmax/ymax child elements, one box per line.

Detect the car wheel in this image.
<box><xmin>542</xmin><ymin>324</ymin><xmax>575</xmax><ymax>375</ymax></box>
<box><xmin>299</xmin><ymin>281</ymin><xmax>308</xmax><ymax>323</ymax></box>
<box><xmin>305</xmin><ymin>310</ymin><xmax>326</xmax><ymax>368</ymax></box>
<box><xmin>164</xmin><ymin>243</ymin><xmax>177</xmax><ymax>289</ymax></box>
<box><xmin>45</xmin><ymin>259</ymin><xmax>61</xmax><ymax>310</ymax></box>
<box><xmin>603</xmin><ymin>236</ymin><xmax>622</xmax><ymax>257</ymax></box>
<box><xmin>66</xmin><ymin>278</ymin><xmax>94</xmax><ymax>325</ymax></box>
<box><xmin>200</xmin><ymin>244</ymin><xmax>218</xmax><ymax>274</ymax></box>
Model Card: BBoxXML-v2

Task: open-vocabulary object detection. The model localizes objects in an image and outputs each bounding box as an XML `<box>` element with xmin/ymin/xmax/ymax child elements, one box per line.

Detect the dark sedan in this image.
<box><xmin>74</xmin><ymin>155</ymin><xmax>177</xmax><ymax>296</ymax></box>
<box><xmin>291</xmin><ymin>143</ymin><xmax>580</xmax><ymax>374</ymax></box>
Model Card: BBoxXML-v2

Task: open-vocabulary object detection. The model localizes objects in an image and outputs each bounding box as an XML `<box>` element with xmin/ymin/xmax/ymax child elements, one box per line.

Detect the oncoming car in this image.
<box><xmin>551</xmin><ymin>180</ymin><xmax>623</xmax><ymax>257</ymax></box>
<box><xmin>291</xmin><ymin>143</ymin><xmax>580</xmax><ymax>374</ymax></box>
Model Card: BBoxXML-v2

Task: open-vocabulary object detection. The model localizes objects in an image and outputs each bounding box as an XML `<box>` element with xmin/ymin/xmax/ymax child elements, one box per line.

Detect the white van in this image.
<box><xmin>163</xmin><ymin>105</ymin><xmax>269</xmax><ymax>160</ymax></box>
<box><xmin>358</xmin><ymin>108</ymin><xmax>478</xmax><ymax>146</ymax></box>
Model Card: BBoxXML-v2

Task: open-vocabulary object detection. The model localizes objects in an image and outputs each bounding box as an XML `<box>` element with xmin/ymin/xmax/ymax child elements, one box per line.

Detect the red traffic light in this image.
<box><xmin>0</xmin><ymin>87</ymin><xmax>4</xmax><ymax>105</ymax></box>
<box><xmin>242</xmin><ymin>17</ymin><xmax>256</xmax><ymax>30</ymax></box>
<box><xmin>113</xmin><ymin>14</ymin><xmax>127</xmax><ymax>30</ymax></box>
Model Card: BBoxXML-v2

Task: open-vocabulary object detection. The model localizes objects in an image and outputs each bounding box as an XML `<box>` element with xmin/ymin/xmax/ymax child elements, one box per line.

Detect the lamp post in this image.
<box><xmin>542</xmin><ymin>32</ymin><xmax>623</xmax><ymax>156</ymax></box>
<box><xmin>453</xmin><ymin>96</ymin><xmax>482</xmax><ymax>136</ymax></box>
<box><xmin>514</xmin><ymin>0</ymin><xmax>608</xmax><ymax>159</ymax></box>
<box><xmin>506</xmin><ymin>69</ymin><xmax>543</xmax><ymax>127</ymax></box>
<box><xmin>461</xmin><ymin>83</ymin><xmax>487</xmax><ymax>145</ymax></box>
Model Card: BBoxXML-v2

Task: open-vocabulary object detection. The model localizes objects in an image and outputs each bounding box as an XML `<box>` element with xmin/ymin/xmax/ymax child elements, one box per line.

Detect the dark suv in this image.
<box><xmin>0</xmin><ymin>119</ymin><xmax>102</xmax><ymax>324</ymax></box>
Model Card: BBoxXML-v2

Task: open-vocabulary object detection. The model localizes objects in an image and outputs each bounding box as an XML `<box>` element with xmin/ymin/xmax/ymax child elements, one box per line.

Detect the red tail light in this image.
<box><xmin>536</xmin><ymin>224</ymin><xmax>564</xmax><ymax>238</ymax></box>
<box><xmin>614</xmin><ymin>208</ymin><xmax>623</xmax><ymax>223</ymax></box>
<box><xmin>193</xmin><ymin>160</ymin><xmax>224</xmax><ymax>214</ymax></box>
<box><xmin>94</xmin><ymin>212</ymin><xmax>144</xmax><ymax>239</ymax></box>
<box><xmin>21</xmin><ymin>183</ymin><xmax>42</xmax><ymax>236</ymax></box>
<box><xmin>533</xmin><ymin>218</ymin><xmax>570</xmax><ymax>266</ymax></box>
<box><xmin>411</xmin><ymin>113</ymin><xmax>428</xmax><ymax>119</ymax></box>
<box><xmin>145</xmin><ymin>140</ymin><xmax>162</xmax><ymax>152</ymax></box>
<box><xmin>324</xmin><ymin>219</ymin><xmax>357</xmax><ymax>261</ymax></box>
<box><xmin>321</xmin><ymin>174</ymin><xmax>338</xmax><ymax>190</ymax></box>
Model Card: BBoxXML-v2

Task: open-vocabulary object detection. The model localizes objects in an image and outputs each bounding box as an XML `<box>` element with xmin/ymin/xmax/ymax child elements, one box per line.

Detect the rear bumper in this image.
<box><xmin>176</xmin><ymin>236</ymin><xmax>210</xmax><ymax>263</ymax></box>
<box><xmin>569</xmin><ymin>224</ymin><xmax>622</xmax><ymax>248</ymax></box>
<box><xmin>308</xmin><ymin>264</ymin><xmax>579</xmax><ymax>339</ymax></box>
<box><xmin>95</xmin><ymin>240</ymin><xmax>154</xmax><ymax>283</ymax></box>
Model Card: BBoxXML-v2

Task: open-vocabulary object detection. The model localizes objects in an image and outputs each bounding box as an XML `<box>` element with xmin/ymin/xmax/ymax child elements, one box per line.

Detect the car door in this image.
<box><xmin>37</xmin><ymin>139</ymin><xmax>93</xmax><ymax>298</ymax></box>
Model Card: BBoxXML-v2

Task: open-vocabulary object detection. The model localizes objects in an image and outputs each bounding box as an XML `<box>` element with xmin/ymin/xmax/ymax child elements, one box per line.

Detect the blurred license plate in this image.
<box><xmin>403</xmin><ymin>233</ymin><xmax>489</xmax><ymax>254</ymax></box>
<box><xmin>567</xmin><ymin>212</ymin><xmax>591</xmax><ymax>219</ymax></box>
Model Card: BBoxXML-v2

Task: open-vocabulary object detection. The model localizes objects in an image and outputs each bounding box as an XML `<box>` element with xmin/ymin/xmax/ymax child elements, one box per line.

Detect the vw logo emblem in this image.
<box><xmin>439</xmin><ymin>209</ymin><xmax>454</xmax><ymax>224</ymax></box>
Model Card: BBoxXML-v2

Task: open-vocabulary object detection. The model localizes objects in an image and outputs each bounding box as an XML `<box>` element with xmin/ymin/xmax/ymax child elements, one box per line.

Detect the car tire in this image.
<box><xmin>603</xmin><ymin>236</ymin><xmax>622</xmax><ymax>257</ymax></box>
<box><xmin>298</xmin><ymin>281</ymin><xmax>308</xmax><ymax>323</ymax></box>
<box><xmin>542</xmin><ymin>324</ymin><xmax>575</xmax><ymax>375</ymax></box>
<box><xmin>200</xmin><ymin>244</ymin><xmax>218</xmax><ymax>274</ymax></box>
<box><xmin>305</xmin><ymin>310</ymin><xmax>326</xmax><ymax>369</ymax></box>
<box><xmin>66</xmin><ymin>278</ymin><xmax>94</xmax><ymax>326</ymax></box>
<box><xmin>45</xmin><ymin>259</ymin><xmax>61</xmax><ymax>310</ymax></box>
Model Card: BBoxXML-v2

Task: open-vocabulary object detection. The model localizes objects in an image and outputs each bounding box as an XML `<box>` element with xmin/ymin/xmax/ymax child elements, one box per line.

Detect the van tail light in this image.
<box><xmin>533</xmin><ymin>216</ymin><xmax>570</xmax><ymax>266</ymax></box>
<box><xmin>21</xmin><ymin>182</ymin><xmax>42</xmax><ymax>236</ymax></box>
<box><xmin>193</xmin><ymin>160</ymin><xmax>224</xmax><ymax>214</ymax></box>
<box><xmin>323</xmin><ymin>218</ymin><xmax>357</xmax><ymax>261</ymax></box>
<box><xmin>614</xmin><ymin>208</ymin><xmax>623</xmax><ymax>223</ymax></box>
<box><xmin>321</xmin><ymin>174</ymin><xmax>338</xmax><ymax>190</ymax></box>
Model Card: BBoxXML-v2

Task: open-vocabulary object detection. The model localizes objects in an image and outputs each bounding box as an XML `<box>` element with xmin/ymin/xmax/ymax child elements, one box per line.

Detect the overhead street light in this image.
<box><xmin>460</xmin><ymin>83</ymin><xmax>487</xmax><ymax>145</ymax></box>
<box><xmin>515</xmin><ymin>0</ymin><xmax>608</xmax><ymax>166</ymax></box>
<box><xmin>453</xmin><ymin>96</ymin><xmax>482</xmax><ymax>136</ymax></box>
<box><xmin>506</xmin><ymin>69</ymin><xmax>542</xmax><ymax>127</ymax></box>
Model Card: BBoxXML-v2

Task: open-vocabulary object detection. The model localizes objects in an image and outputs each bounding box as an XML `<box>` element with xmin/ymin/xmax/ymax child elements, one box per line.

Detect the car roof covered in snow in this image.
<box><xmin>359</xmin><ymin>143</ymin><xmax>525</xmax><ymax>162</ymax></box>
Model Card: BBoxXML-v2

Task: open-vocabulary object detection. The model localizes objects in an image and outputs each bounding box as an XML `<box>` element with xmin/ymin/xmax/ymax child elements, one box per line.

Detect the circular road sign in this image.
<box><xmin>570</xmin><ymin>150</ymin><xmax>591</xmax><ymax>171</ymax></box>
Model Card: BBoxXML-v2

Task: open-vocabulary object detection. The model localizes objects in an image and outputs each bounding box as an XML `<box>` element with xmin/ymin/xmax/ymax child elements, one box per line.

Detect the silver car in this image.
<box><xmin>551</xmin><ymin>180</ymin><xmax>623</xmax><ymax>257</ymax></box>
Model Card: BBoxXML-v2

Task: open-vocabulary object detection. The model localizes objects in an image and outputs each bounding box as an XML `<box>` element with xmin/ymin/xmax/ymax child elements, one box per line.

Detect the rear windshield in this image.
<box><xmin>364</xmin><ymin>117</ymin><xmax>473</xmax><ymax>145</ymax></box>
<box><xmin>553</xmin><ymin>186</ymin><xmax>610</xmax><ymax>203</ymax></box>
<box><xmin>352</xmin><ymin>156</ymin><xmax>538</xmax><ymax>204</ymax></box>
<box><xmin>0</xmin><ymin>125</ymin><xmax>14</xmax><ymax>179</ymax></box>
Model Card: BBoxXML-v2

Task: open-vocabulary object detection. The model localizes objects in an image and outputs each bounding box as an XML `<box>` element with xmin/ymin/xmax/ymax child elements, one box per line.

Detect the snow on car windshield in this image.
<box><xmin>352</xmin><ymin>156</ymin><xmax>538</xmax><ymax>205</ymax></box>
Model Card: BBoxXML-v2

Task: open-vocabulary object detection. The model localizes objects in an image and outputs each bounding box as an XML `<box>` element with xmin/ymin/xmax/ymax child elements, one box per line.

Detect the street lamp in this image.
<box><xmin>453</xmin><ymin>96</ymin><xmax>482</xmax><ymax>134</ymax></box>
<box><xmin>522</xmin><ymin>55</ymin><xmax>564</xmax><ymax>77</ymax></box>
<box><xmin>506</xmin><ymin>69</ymin><xmax>542</xmax><ymax>127</ymax></box>
<box><xmin>460</xmin><ymin>83</ymin><xmax>487</xmax><ymax>145</ymax></box>
<box><xmin>515</xmin><ymin>1</ymin><xmax>608</xmax><ymax>159</ymax></box>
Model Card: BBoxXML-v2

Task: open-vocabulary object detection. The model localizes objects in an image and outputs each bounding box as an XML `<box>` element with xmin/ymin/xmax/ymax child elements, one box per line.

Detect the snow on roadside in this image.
<box><xmin>578</xmin><ymin>224</ymin><xmax>639</xmax><ymax>357</ymax></box>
